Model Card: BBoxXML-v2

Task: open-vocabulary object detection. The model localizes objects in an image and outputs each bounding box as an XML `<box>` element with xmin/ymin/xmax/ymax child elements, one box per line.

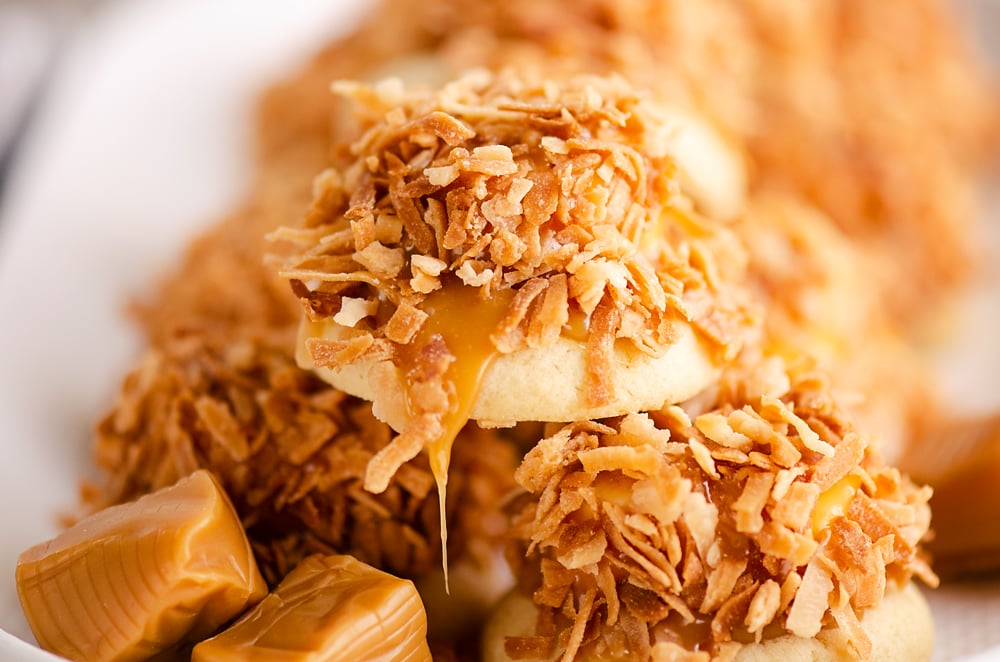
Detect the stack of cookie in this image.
<box><xmin>278</xmin><ymin>71</ymin><xmax>936</xmax><ymax>661</ymax></box>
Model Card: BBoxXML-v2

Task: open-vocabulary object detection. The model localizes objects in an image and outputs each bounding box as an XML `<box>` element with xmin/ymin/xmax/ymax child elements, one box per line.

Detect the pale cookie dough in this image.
<box><xmin>298</xmin><ymin>318</ymin><xmax>719</xmax><ymax>430</ymax></box>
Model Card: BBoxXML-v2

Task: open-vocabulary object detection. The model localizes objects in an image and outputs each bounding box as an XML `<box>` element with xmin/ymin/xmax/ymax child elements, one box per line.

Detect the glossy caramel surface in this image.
<box><xmin>16</xmin><ymin>470</ymin><xmax>266</xmax><ymax>662</ymax></box>
<box><xmin>192</xmin><ymin>554</ymin><xmax>431</xmax><ymax>662</ymax></box>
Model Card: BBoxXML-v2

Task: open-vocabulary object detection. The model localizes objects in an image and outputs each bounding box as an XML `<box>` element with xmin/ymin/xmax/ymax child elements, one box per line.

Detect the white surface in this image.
<box><xmin>0</xmin><ymin>0</ymin><xmax>370</xmax><ymax>657</ymax></box>
<box><xmin>0</xmin><ymin>0</ymin><xmax>997</xmax><ymax>661</ymax></box>
<box><xmin>0</xmin><ymin>5</ymin><xmax>62</xmax><ymax>160</ymax></box>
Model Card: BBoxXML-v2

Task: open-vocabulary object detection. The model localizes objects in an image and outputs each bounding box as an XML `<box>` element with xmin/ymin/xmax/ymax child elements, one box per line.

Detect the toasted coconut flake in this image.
<box><xmin>194</xmin><ymin>396</ymin><xmax>250</xmax><ymax>462</ymax></box>
<box><xmin>409</xmin><ymin>254</ymin><xmax>447</xmax><ymax>294</ymax></box>
<box><xmin>696</xmin><ymin>412</ymin><xmax>752</xmax><ymax>451</ymax></box>
<box><xmin>728</xmin><ymin>408</ymin><xmax>801</xmax><ymax>468</ymax></box>
<box><xmin>352</xmin><ymin>240</ymin><xmax>406</xmax><ymax>279</ymax></box>
<box><xmin>307</xmin><ymin>335</ymin><xmax>392</xmax><ymax>369</ymax></box>
<box><xmin>786</xmin><ymin>558</ymin><xmax>834</xmax><ymax>638</ymax></box>
<box><xmin>527</xmin><ymin>274</ymin><xmax>570</xmax><ymax>348</ymax></box>
<box><xmin>733</xmin><ymin>471</ymin><xmax>774</xmax><ymax>534</ymax></box>
<box><xmin>557</xmin><ymin>529</ymin><xmax>608</xmax><ymax>570</ymax></box>
<box><xmin>385</xmin><ymin>300</ymin><xmax>429</xmax><ymax>344</ymax></box>
<box><xmin>847</xmin><ymin>492</ymin><xmax>915</xmax><ymax>564</ymax></box>
<box><xmin>332</xmin><ymin>296</ymin><xmax>378</xmax><ymax>327</ymax></box>
<box><xmin>369</xmin><ymin>419</ymin><xmax>439</xmax><ymax>494</ymax></box>
<box><xmin>745</xmin><ymin>580</ymin><xmax>781</xmax><ymax>638</ymax></box>
<box><xmin>682</xmin><ymin>491</ymin><xmax>719</xmax><ymax>562</ymax></box>
<box><xmin>374</xmin><ymin>213</ymin><xmax>403</xmax><ymax>245</ymax></box>
<box><xmin>563</xmin><ymin>587</ymin><xmax>598</xmax><ymax>662</ymax></box>
<box><xmin>759</xmin><ymin>522</ymin><xmax>819</xmax><ymax>567</ymax></box>
<box><xmin>578</xmin><ymin>445</ymin><xmax>661</xmax><ymax>477</ymax></box>
<box><xmin>761</xmin><ymin>395</ymin><xmax>834</xmax><ymax>457</ymax></box>
<box><xmin>618</xmin><ymin>412</ymin><xmax>672</xmax><ymax>450</ymax></box>
<box><xmin>769</xmin><ymin>481</ymin><xmax>821</xmax><ymax>532</ymax></box>
<box><xmin>770</xmin><ymin>466</ymin><xmax>805</xmax><ymax>502</ymax></box>
<box><xmin>830</xmin><ymin>594</ymin><xmax>873</xmax><ymax>660</ymax></box>
<box><xmin>812</xmin><ymin>432</ymin><xmax>866</xmax><ymax>490</ymax></box>
<box><xmin>687</xmin><ymin>438</ymin><xmax>719</xmax><ymax>479</ymax></box>
<box><xmin>701</xmin><ymin>557</ymin><xmax>748</xmax><ymax>613</ymax></box>
<box><xmin>424</xmin><ymin>164</ymin><xmax>460</xmax><ymax>187</ymax></box>
<box><xmin>710</xmin><ymin>582</ymin><xmax>757</xmax><ymax>645</ymax></box>
<box><xmin>585</xmin><ymin>293</ymin><xmax>621</xmax><ymax>407</ymax></box>
<box><xmin>604</xmin><ymin>503</ymin><xmax>684</xmax><ymax>593</ymax></box>
<box><xmin>630</xmin><ymin>469</ymin><xmax>688</xmax><ymax>527</ymax></box>
<box><xmin>491</xmin><ymin>277</ymin><xmax>547</xmax><ymax>352</ymax></box>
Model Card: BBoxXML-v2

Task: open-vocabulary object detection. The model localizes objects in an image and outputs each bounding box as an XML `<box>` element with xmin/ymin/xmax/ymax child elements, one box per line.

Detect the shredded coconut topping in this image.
<box><xmin>86</xmin><ymin>328</ymin><xmax>517</xmax><ymax>585</ymax></box>
<box><xmin>505</xmin><ymin>358</ymin><xmax>936</xmax><ymax>660</ymax></box>
<box><xmin>280</xmin><ymin>70</ymin><xmax>751</xmax><ymax>364</ymax></box>
<box><xmin>276</xmin><ymin>71</ymin><xmax>754</xmax><ymax>490</ymax></box>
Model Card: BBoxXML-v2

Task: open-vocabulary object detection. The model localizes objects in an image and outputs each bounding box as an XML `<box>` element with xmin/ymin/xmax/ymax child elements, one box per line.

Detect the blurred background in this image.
<box><xmin>0</xmin><ymin>0</ymin><xmax>107</xmax><ymax>198</ymax></box>
<box><xmin>1</xmin><ymin>0</ymin><xmax>997</xmax><ymax>209</ymax></box>
<box><xmin>0</xmin><ymin>0</ymin><xmax>105</xmax><ymax>195</ymax></box>
<box><xmin>0</xmin><ymin>0</ymin><xmax>168</xmax><ymax>205</ymax></box>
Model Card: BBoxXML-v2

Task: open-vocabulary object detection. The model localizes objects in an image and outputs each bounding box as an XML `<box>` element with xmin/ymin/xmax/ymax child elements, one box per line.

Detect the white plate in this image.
<box><xmin>0</xmin><ymin>0</ymin><xmax>371</xmax><ymax>657</ymax></box>
<box><xmin>0</xmin><ymin>0</ymin><xmax>997</xmax><ymax>660</ymax></box>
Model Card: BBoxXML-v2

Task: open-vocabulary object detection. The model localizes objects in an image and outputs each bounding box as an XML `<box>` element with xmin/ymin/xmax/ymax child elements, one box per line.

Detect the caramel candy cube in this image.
<box><xmin>16</xmin><ymin>469</ymin><xmax>266</xmax><ymax>662</ymax></box>
<box><xmin>192</xmin><ymin>554</ymin><xmax>432</xmax><ymax>662</ymax></box>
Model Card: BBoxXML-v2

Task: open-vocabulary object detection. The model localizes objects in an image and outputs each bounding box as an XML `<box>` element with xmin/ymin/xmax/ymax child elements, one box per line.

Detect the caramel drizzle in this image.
<box><xmin>401</xmin><ymin>284</ymin><xmax>513</xmax><ymax>591</ymax></box>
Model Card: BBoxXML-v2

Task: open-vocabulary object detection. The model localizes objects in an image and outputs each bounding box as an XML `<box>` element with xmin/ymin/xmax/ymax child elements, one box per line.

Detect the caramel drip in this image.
<box><xmin>402</xmin><ymin>284</ymin><xmax>513</xmax><ymax>590</ymax></box>
<box><xmin>561</xmin><ymin>308</ymin><xmax>590</xmax><ymax>343</ymax></box>
<box><xmin>812</xmin><ymin>473</ymin><xmax>862</xmax><ymax>538</ymax></box>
